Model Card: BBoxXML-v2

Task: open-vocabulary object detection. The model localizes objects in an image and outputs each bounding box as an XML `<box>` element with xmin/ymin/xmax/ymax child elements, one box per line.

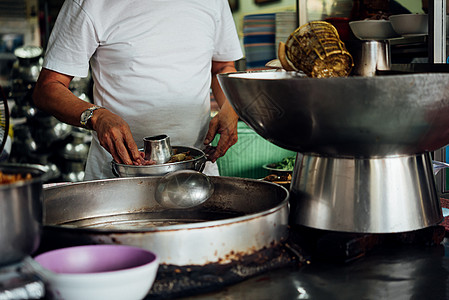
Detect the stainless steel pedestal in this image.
<box><xmin>289</xmin><ymin>153</ymin><xmax>443</xmax><ymax>233</ymax></box>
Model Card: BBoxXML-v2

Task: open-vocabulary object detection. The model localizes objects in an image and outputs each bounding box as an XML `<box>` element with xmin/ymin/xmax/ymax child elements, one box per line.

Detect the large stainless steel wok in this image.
<box><xmin>218</xmin><ymin>70</ymin><xmax>449</xmax><ymax>157</ymax></box>
<box><xmin>41</xmin><ymin>176</ymin><xmax>289</xmax><ymax>266</ymax></box>
<box><xmin>218</xmin><ymin>70</ymin><xmax>449</xmax><ymax>233</ymax></box>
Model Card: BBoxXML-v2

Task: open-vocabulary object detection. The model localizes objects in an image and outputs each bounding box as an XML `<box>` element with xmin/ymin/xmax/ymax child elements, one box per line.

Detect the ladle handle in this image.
<box><xmin>433</xmin><ymin>160</ymin><xmax>449</xmax><ymax>175</ymax></box>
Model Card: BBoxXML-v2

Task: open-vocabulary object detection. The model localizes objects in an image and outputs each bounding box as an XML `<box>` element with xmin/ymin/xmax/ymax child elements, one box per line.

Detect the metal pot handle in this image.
<box><xmin>194</xmin><ymin>156</ymin><xmax>207</xmax><ymax>173</ymax></box>
<box><xmin>111</xmin><ymin>161</ymin><xmax>120</xmax><ymax>177</ymax></box>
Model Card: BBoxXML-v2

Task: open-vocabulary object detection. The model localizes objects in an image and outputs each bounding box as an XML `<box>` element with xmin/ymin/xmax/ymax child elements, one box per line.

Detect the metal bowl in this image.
<box><xmin>111</xmin><ymin>146</ymin><xmax>206</xmax><ymax>177</ymax></box>
<box><xmin>389</xmin><ymin>14</ymin><xmax>428</xmax><ymax>37</ymax></box>
<box><xmin>349</xmin><ymin>20</ymin><xmax>399</xmax><ymax>40</ymax></box>
<box><xmin>217</xmin><ymin>70</ymin><xmax>449</xmax><ymax>158</ymax></box>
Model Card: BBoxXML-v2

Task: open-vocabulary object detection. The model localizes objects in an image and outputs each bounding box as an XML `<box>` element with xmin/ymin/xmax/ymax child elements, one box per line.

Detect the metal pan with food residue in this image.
<box><xmin>40</xmin><ymin>176</ymin><xmax>289</xmax><ymax>266</ymax></box>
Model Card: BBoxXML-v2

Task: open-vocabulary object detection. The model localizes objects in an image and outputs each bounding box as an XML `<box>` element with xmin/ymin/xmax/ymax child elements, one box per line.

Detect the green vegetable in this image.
<box><xmin>274</xmin><ymin>156</ymin><xmax>296</xmax><ymax>171</ymax></box>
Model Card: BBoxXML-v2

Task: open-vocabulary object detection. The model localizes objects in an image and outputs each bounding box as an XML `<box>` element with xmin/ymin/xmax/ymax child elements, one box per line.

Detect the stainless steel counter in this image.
<box><xmin>181</xmin><ymin>238</ymin><xmax>449</xmax><ymax>299</ymax></box>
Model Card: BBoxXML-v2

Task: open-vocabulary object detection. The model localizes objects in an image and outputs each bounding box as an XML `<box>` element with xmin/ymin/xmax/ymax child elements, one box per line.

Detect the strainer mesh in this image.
<box><xmin>285</xmin><ymin>21</ymin><xmax>353</xmax><ymax>78</ymax></box>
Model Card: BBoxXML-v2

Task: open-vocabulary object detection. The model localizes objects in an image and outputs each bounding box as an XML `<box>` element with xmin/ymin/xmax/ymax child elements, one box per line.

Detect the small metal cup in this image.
<box><xmin>143</xmin><ymin>134</ymin><xmax>172</xmax><ymax>164</ymax></box>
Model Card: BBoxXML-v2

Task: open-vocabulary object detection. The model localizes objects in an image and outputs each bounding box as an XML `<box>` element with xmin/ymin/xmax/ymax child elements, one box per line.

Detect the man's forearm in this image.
<box><xmin>33</xmin><ymin>68</ymin><xmax>95</xmax><ymax>127</ymax></box>
<box><xmin>211</xmin><ymin>61</ymin><xmax>236</xmax><ymax>108</ymax></box>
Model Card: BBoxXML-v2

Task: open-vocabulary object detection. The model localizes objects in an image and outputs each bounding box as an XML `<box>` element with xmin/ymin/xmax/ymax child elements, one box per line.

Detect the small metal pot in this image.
<box><xmin>0</xmin><ymin>163</ymin><xmax>47</xmax><ymax>266</ymax></box>
<box><xmin>111</xmin><ymin>146</ymin><xmax>206</xmax><ymax>177</ymax></box>
<box><xmin>143</xmin><ymin>134</ymin><xmax>172</xmax><ymax>164</ymax></box>
<box><xmin>10</xmin><ymin>46</ymin><xmax>43</xmax><ymax>83</ymax></box>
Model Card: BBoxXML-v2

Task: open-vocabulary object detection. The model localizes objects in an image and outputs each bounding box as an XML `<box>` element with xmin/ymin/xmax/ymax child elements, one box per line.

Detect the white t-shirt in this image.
<box><xmin>43</xmin><ymin>0</ymin><xmax>243</xmax><ymax>179</ymax></box>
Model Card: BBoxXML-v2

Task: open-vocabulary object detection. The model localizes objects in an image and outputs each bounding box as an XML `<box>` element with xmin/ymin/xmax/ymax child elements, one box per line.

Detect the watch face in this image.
<box><xmin>81</xmin><ymin>110</ymin><xmax>92</xmax><ymax>125</ymax></box>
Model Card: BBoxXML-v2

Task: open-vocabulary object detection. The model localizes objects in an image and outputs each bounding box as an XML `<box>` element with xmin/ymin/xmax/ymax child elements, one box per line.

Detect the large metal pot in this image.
<box><xmin>217</xmin><ymin>70</ymin><xmax>449</xmax><ymax>234</ymax></box>
<box><xmin>41</xmin><ymin>176</ymin><xmax>289</xmax><ymax>266</ymax></box>
<box><xmin>0</xmin><ymin>163</ymin><xmax>47</xmax><ymax>266</ymax></box>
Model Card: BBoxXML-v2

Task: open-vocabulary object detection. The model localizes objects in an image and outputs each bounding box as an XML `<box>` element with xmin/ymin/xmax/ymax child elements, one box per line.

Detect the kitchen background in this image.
<box><xmin>0</xmin><ymin>0</ymin><xmax>440</xmax><ymax>186</ymax></box>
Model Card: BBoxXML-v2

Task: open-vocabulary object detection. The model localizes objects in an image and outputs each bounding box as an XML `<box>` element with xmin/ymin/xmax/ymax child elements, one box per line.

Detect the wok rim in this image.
<box><xmin>43</xmin><ymin>176</ymin><xmax>289</xmax><ymax>233</ymax></box>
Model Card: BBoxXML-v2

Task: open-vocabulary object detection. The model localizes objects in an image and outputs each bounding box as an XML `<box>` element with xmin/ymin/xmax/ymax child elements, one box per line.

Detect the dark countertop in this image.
<box><xmin>182</xmin><ymin>237</ymin><xmax>449</xmax><ymax>299</ymax></box>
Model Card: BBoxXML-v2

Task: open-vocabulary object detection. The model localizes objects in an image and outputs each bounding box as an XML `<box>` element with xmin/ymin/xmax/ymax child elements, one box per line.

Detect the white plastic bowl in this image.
<box><xmin>389</xmin><ymin>14</ymin><xmax>428</xmax><ymax>37</ymax></box>
<box><xmin>349</xmin><ymin>20</ymin><xmax>399</xmax><ymax>40</ymax></box>
<box><xmin>33</xmin><ymin>245</ymin><xmax>159</xmax><ymax>300</ymax></box>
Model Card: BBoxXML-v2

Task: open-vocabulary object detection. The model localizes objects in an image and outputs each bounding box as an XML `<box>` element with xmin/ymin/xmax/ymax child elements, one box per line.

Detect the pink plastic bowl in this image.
<box><xmin>33</xmin><ymin>245</ymin><xmax>159</xmax><ymax>300</ymax></box>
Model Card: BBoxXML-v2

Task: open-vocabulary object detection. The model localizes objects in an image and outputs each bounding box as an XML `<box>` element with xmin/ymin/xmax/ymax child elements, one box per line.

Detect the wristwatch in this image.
<box><xmin>80</xmin><ymin>106</ymin><xmax>104</xmax><ymax>128</ymax></box>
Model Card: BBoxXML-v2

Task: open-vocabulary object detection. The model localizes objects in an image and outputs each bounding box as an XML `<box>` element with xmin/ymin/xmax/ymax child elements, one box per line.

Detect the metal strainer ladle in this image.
<box><xmin>155</xmin><ymin>170</ymin><xmax>214</xmax><ymax>209</ymax></box>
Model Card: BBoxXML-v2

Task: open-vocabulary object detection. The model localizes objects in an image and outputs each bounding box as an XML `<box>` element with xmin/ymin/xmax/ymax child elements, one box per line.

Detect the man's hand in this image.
<box><xmin>203</xmin><ymin>100</ymin><xmax>238</xmax><ymax>162</ymax></box>
<box><xmin>204</xmin><ymin>60</ymin><xmax>240</xmax><ymax>162</ymax></box>
<box><xmin>90</xmin><ymin>109</ymin><xmax>142</xmax><ymax>165</ymax></box>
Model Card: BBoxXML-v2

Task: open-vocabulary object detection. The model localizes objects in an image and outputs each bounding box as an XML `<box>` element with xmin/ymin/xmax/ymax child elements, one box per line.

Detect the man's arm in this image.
<box><xmin>203</xmin><ymin>60</ymin><xmax>239</xmax><ymax>162</ymax></box>
<box><xmin>33</xmin><ymin>68</ymin><xmax>142</xmax><ymax>165</ymax></box>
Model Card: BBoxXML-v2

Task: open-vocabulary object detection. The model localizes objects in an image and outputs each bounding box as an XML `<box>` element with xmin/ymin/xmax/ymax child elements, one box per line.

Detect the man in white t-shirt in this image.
<box><xmin>32</xmin><ymin>0</ymin><xmax>243</xmax><ymax>180</ymax></box>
